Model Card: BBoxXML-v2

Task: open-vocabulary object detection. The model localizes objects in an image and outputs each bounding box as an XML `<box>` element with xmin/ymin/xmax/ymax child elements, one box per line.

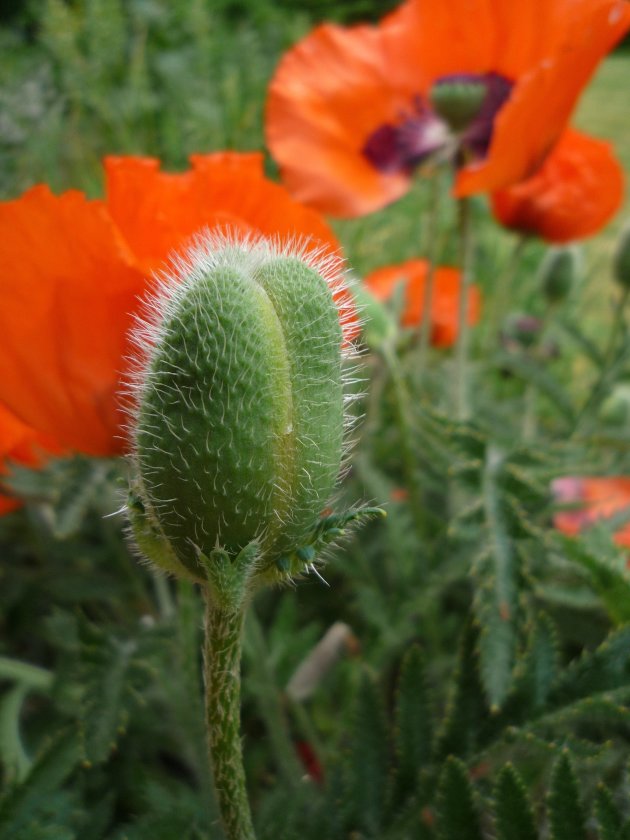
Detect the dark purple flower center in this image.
<box><xmin>363</xmin><ymin>72</ymin><xmax>513</xmax><ymax>174</ymax></box>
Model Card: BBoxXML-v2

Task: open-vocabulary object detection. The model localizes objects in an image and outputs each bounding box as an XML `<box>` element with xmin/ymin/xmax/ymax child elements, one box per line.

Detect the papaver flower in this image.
<box><xmin>552</xmin><ymin>476</ymin><xmax>630</xmax><ymax>549</ymax></box>
<box><xmin>363</xmin><ymin>258</ymin><xmax>480</xmax><ymax>347</ymax></box>
<box><xmin>491</xmin><ymin>129</ymin><xmax>624</xmax><ymax>242</ymax></box>
<box><xmin>0</xmin><ymin>153</ymin><xmax>352</xmax><ymax>504</ymax></box>
<box><xmin>266</xmin><ymin>0</ymin><xmax>630</xmax><ymax>217</ymax></box>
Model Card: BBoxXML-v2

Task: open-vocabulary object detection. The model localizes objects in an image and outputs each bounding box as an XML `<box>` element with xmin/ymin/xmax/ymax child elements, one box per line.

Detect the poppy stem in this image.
<box><xmin>203</xmin><ymin>592</ymin><xmax>256</xmax><ymax>840</ymax></box>
<box><xmin>454</xmin><ymin>196</ymin><xmax>474</xmax><ymax>421</ymax></box>
<box><xmin>482</xmin><ymin>235</ymin><xmax>527</xmax><ymax>353</ymax></box>
<box><xmin>417</xmin><ymin>169</ymin><xmax>442</xmax><ymax>383</ymax></box>
<box><xmin>521</xmin><ymin>301</ymin><xmax>555</xmax><ymax>441</ymax></box>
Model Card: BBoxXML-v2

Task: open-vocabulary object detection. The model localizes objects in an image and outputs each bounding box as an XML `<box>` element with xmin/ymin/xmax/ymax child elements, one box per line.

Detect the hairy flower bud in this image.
<box><xmin>613</xmin><ymin>222</ymin><xmax>630</xmax><ymax>289</ymax></box>
<box><xmin>127</xmin><ymin>234</ymin><xmax>355</xmax><ymax>588</ymax></box>
<box><xmin>538</xmin><ymin>247</ymin><xmax>579</xmax><ymax>304</ymax></box>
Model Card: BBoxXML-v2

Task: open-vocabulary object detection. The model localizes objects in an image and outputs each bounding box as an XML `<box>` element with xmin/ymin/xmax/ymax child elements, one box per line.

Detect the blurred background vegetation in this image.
<box><xmin>2</xmin><ymin>2</ymin><xmax>630</xmax><ymax>838</ymax></box>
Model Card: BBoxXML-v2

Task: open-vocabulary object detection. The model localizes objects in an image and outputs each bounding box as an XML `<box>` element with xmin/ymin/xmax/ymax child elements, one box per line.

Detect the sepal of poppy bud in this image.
<box><xmin>430</xmin><ymin>78</ymin><xmax>486</xmax><ymax>132</ymax></box>
<box><xmin>196</xmin><ymin>541</ymin><xmax>261</xmax><ymax>611</ymax></box>
<box><xmin>613</xmin><ymin>222</ymin><xmax>630</xmax><ymax>289</ymax></box>
<box><xmin>127</xmin><ymin>485</ymin><xmax>192</xmax><ymax>580</ymax></box>
<box><xmin>538</xmin><ymin>247</ymin><xmax>579</xmax><ymax>304</ymax></box>
<box><xmin>127</xmin><ymin>233</ymin><xmax>356</xmax><ymax>593</ymax></box>
<box><xmin>271</xmin><ymin>505</ymin><xmax>385</xmax><ymax>580</ymax></box>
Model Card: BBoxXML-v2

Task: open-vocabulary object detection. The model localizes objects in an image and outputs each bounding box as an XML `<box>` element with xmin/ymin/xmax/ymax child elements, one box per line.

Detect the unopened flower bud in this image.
<box><xmin>538</xmin><ymin>247</ymin><xmax>578</xmax><ymax>304</ymax></box>
<box><xmin>601</xmin><ymin>384</ymin><xmax>630</xmax><ymax>426</ymax></box>
<box><xmin>501</xmin><ymin>313</ymin><xmax>542</xmax><ymax>352</ymax></box>
<box><xmin>127</xmin><ymin>234</ymin><xmax>353</xmax><ymax>588</ymax></box>
<box><xmin>613</xmin><ymin>222</ymin><xmax>630</xmax><ymax>289</ymax></box>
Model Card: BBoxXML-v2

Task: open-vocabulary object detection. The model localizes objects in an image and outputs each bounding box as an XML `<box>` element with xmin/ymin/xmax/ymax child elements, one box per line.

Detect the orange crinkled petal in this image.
<box><xmin>266</xmin><ymin>23</ymin><xmax>412</xmax><ymax>218</ymax></box>
<box><xmin>105</xmin><ymin>154</ymin><xmax>360</xmax><ymax>342</ymax></box>
<box><xmin>455</xmin><ymin>0</ymin><xmax>630</xmax><ymax>195</ymax></box>
<box><xmin>385</xmin><ymin>0</ymin><xmax>627</xmax><ymax>88</ymax></box>
<box><xmin>105</xmin><ymin>153</ymin><xmax>343</xmax><ymax>268</ymax></box>
<box><xmin>0</xmin><ymin>185</ymin><xmax>148</xmax><ymax>455</ymax></box>
<box><xmin>490</xmin><ymin>129</ymin><xmax>623</xmax><ymax>242</ymax></box>
<box><xmin>363</xmin><ymin>258</ymin><xmax>481</xmax><ymax>347</ymax></box>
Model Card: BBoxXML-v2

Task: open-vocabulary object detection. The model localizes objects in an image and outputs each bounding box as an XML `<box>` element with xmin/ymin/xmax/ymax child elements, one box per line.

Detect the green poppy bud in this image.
<box><xmin>614</xmin><ymin>222</ymin><xmax>630</xmax><ymax>289</ymax></box>
<box><xmin>538</xmin><ymin>247</ymin><xmax>578</xmax><ymax>304</ymax></box>
<box><xmin>601</xmin><ymin>383</ymin><xmax>630</xmax><ymax>426</ymax></box>
<box><xmin>127</xmin><ymin>234</ymin><xmax>353</xmax><ymax>589</ymax></box>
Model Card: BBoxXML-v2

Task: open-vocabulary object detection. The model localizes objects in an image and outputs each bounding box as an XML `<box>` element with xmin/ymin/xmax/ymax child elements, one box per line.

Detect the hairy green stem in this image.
<box><xmin>454</xmin><ymin>196</ymin><xmax>474</xmax><ymax>421</ymax></box>
<box><xmin>521</xmin><ymin>303</ymin><xmax>553</xmax><ymax>443</ymax></box>
<box><xmin>482</xmin><ymin>235</ymin><xmax>527</xmax><ymax>354</ymax></box>
<box><xmin>417</xmin><ymin>171</ymin><xmax>442</xmax><ymax>383</ymax></box>
<box><xmin>203</xmin><ymin>592</ymin><xmax>255</xmax><ymax>840</ymax></box>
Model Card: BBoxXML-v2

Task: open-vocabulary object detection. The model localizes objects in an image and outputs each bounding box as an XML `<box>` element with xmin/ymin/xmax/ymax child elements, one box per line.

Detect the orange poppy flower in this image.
<box><xmin>491</xmin><ymin>129</ymin><xmax>624</xmax><ymax>243</ymax></box>
<box><xmin>266</xmin><ymin>0</ymin><xmax>630</xmax><ymax>217</ymax></box>
<box><xmin>0</xmin><ymin>153</ymin><xmax>349</xmax><ymax>472</ymax></box>
<box><xmin>363</xmin><ymin>258</ymin><xmax>481</xmax><ymax>347</ymax></box>
<box><xmin>552</xmin><ymin>476</ymin><xmax>630</xmax><ymax>549</ymax></box>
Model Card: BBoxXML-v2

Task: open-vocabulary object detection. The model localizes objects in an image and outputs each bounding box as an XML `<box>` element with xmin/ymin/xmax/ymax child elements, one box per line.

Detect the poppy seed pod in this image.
<box><xmin>127</xmin><ymin>233</ymin><xmax>354</xmax><ymax>588</ymax></box>
<box><xmin>429</xmin><ymin>77</ymin><xmax>487</xmax><ymax>133</ymax></box>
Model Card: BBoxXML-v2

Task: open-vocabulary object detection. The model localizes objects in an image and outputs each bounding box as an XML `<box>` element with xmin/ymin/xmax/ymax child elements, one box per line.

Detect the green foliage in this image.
<box><xmin>435</xmin><ymin>757</ymin><xmax>483</xmax><ymax>840</ymax></box>
<box><xmin>494</xmin><ymin>764</ymin><xmax>537</xmax><ymax>840</ymax></box>
<box><xmin>558</xmin><ymin>531</ymin><xmax>630</xmax><ymax>625</ymax></box>
<box><xmin>547</xmin><ymin>752</ymin><xmax>588</xmax><ymax>840</ymax></box>
<box><xmin>0</xmin><ymin>731</ymin><xmax>80</xmax><ymax>838</ymax></box>
<box><xmin>342</xmin><ymin>676</ymin><xmax>390</xmax><ymax>835</ymax></box>
<box><xmin>436</xmin><ymin>622</ymin><xmax>487</xmax><ymax>761</ymax></box>
<box><xmin>394</xmin><ymin>645</ymin><xmax>432</xmax><ymax>797</ymax></box>
<box><xmin>595</xmin><ymin>785</ymin><xmax>625</xmax><ymax>840</ymax></box>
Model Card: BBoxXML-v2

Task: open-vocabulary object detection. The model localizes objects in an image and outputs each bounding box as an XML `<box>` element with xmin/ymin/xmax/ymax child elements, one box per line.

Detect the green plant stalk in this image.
<box><xmin>417</xmin><ymin>170</ymin><xmax>442</xmax><ymax>384</ymax></box>
<box><xmin>0</xmin><ymin>684</ymin><xmax>31</xmax><ymax>783</ymax></box>
<box><xmin>522</xmin><ymin>382</ymin><xmax>538</xmax><ymax>442</ymax></box>
<box><xmin>454</xmin><ymin>196</ymin><xmax>474</xmax><ymax>421</ymax></box>
<box><xmin>521</xmin><ymin>302</ymin><xmax>554</xmax><ymax>442</ymax></box>
<box><xmin>482</xmin><ymin>235</ymin><xmax>527</xmax><ymax>354</ymax></box>
<box><xmin>0</xmin><ymin>656</ymin><xmax>53</xmax><ymax>691</ymax></box>
<box><xmin>203</xmin><ymin>591</ymin><xmax>256</xmax><ymax>840</ymax></box>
